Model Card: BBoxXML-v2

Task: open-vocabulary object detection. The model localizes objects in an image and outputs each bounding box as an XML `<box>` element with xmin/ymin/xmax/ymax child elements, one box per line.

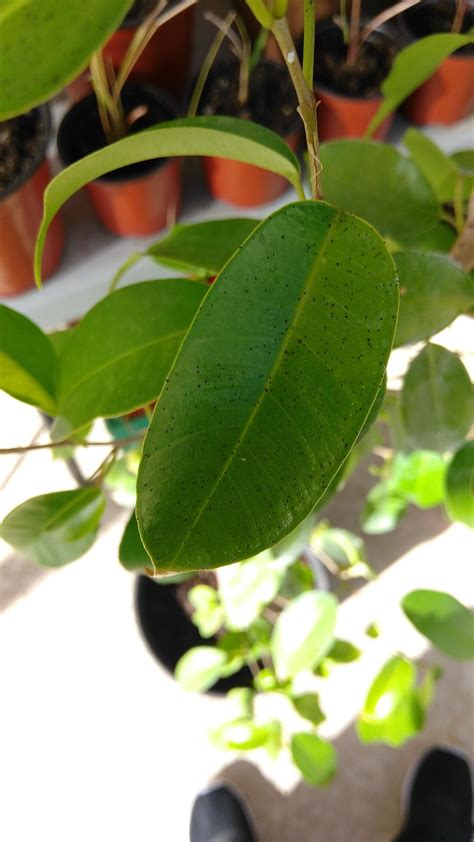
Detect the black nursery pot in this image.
<box><xmin>135</xmin><ymin>575</ymin><xmax>253</xmax><ymax>695</ymax></box>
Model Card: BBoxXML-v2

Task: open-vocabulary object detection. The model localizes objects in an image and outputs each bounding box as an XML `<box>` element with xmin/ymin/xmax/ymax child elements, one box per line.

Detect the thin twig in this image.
<box><xmin>187</xmin><ymin>11</ymin><xmax>237</xmax><ymax>118</ymax></box>
<box><xmin>452</xmin><ymin>0</ymin><xmax>468</xmax><ymax>33</ymax></box>
<box><xmin>0</xmin><ymin>433</ymin><xmax>145</xmax><ymax>456</ymax></box>
<box><xmin>302</xmin><ymin>0</ymin><xmax>316</xmax><ymax>89</ymax></box>
<box><xmin>359</xmin><ymin>0</ymin><xmax>421</xmax><ymax>47</ymax></box>
<box><xmin>450</xmin><ymin>190</ymin><xmax>474</xmax><ymax>272</ymax></box>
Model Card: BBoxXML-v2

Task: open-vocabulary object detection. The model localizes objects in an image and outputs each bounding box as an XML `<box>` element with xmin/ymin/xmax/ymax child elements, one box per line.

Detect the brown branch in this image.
<box><xmin>450</xmin><ymin>191</ymin><xmax>474</xmax><ymax>272</ymax></box>
<box><xmin>0</xmin><ymin>433</ymin><xmax>144</xmax><ymax>456</ymax></box>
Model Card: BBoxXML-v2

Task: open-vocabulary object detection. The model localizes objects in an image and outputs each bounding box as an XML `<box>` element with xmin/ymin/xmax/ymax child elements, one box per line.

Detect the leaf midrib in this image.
<box><xmin>170</xmin><ymin>212</ymin><xmax>341</xmax><ymax>566</ymax></box>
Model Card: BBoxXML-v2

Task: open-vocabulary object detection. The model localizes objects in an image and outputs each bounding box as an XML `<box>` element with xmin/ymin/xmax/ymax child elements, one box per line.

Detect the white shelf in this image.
<box><xmin>3</xmin><ymin>114</ymin><xmax>473</xmax><ymax>331</ymax></box>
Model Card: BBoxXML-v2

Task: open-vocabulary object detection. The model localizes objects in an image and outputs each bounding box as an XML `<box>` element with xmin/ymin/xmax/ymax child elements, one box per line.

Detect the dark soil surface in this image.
<box><xmin>0</xmin><ymin>110</ymin><xmax>46</xmax><ymax>195</ymax></box>
<box><xmin>198</xmin><ymin>59</ymin><xmax>299</xmax><ymax>136</ymax></box>
<box><xmin>314</xmin><ymin>26</ymin><xmax>397</xmax><ymax>97</ymax></box>
<box><xmin>405</xmin><ymin>0</ymin><xmax>474</xmax><ymax>36</ymax></box>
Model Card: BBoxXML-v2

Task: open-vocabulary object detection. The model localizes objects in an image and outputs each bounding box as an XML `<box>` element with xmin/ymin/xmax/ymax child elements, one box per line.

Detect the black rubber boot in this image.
<box><xmin>394</xmin><ymin>747</ymin><xmax>473</xmax><ymax>842</ymax></box>
<box><xmin>190</xmin><ymin>784</ymin><xmax>256</xmax><ymax>842</ymax></box>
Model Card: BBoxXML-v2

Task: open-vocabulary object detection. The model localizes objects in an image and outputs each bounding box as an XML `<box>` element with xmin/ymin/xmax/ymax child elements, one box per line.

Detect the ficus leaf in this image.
<box><xmin>357</xmin><ymin>656</ymin><xmax>424</xmax><ymax>747</ymax></box>
<box><xmin>291</xmin><ymin>733</ymin><xmax>337</xmax><ymax>787</ymax></box>
<box><xmin>0</xmin><ymin>304</ymin><xmax>58</xmax><ymax>414</ymax></box>
<box><xmin>271</xmin><ymin>590</ymin><xmax>338</xmax><ymax>680</ymax></box>
<box><xmin>119</xmin><ymin>511</ymin><xmax>151</xmax><ymax>572</ymax></box>
<box><xmin>402</xmin><ymin>590</ymin><xmax>474</xmax><ymax>660</ymax></box>
<box><xmin>137</xmin><ymin>201</ymin><xmax>398</xmax><ymax>572</ymax></box>
<box><xmin>403</xmin><ymin>129</ymin><xmax>473</xmax><ymax>205</ymax></box>
<box><xmin>175</xmin><ymin>647</ymin><xmax>228</xmax><ymax>693</ymax></box>
<box><xmin>444</xmin><ymin>441</ymin><xmax>474</xmax><ymax>528</ymax></box>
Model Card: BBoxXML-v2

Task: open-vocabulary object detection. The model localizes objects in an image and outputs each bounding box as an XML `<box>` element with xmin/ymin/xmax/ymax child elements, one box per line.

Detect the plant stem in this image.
<box><xmin>346</xmin><ymin>0</ymin><xmax>361</xmax><ymax>66</ymax></box>
<box><xmin>109</xmin><ymin>252</ymin><xmax>144</xmax><ymax>293</ymax></box>
<box><xmin>0</xmin><ymin>433</ymin><xmax>145</xmax><ymax>456</ymax></box>
<box><xmin>188</xmin><ymin>11</ymin><xmax>237</xmax><ymax>118</ymax></box>
<box><xmin>302</xmin><ymin>0</ymin><xmax>316</xmax><ymax>90</ymax></box>
<box><xmin>235</xmin><ymin>14</ymin><xmax>252</xmax><ymax>107</ymax></box>
<box><xmin>450</xmin><ymin>190</ymin><xmax>474</xmax><ymax>272</ymax></box>
<box><xmin>358</xmin><ymin>0</ymin><xmax>421</xmax><ymax>48</ymax></box>
<box><xmin>272</xmin><ymin>16</ymin><xmax>323</xmax><ymax>200</ymax></box>
<box><xmin>453</xmin><ymin>174</ymin><xmax>466</xmax><ymax>234</ymax></box>
<box><xmin>452</xmin><ymin>0</ymin><xmax>468</xmax><ymax>33</ymax></box>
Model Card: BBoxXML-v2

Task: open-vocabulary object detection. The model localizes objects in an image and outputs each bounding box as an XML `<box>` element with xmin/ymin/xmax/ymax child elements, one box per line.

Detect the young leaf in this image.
<box><xmin>0</xmin><ymin>304</ymin><xmax>58</xmax><ymax>414</ymax></box>
<box><xmin>325</xmin><ymin>639</ymin><xmax>361</xmax><ymax>664</ymax></box>
<box><xmin>320</xmin><ymin>141</ymin><xmax>439</xmax><ymax>246</ymax></box>
<box><xmin>212</xmin><ymin>719</ymin><xmax>271</xmax><ymax>751</ymax></box>
<box><xmin>402</xmin><ymin>590</ymin><xmax>474</xmax><ymax>660</ymax></box>
<box><xmin>188</xmin><ymin>585</ymin><xmax>224</xmax><ymax>638</ymax></box>
<box><xmin>119</xmin><ymin>511</ymin><xmax>151</xmax><ymax>572</ymax></box>
<box><xmin>57</xmin><ymin>279</ymin><xmax>206</xmax><ymax>431</ymax></box>
<box><xmin>292</xmin><ymin>693</ymin><xmax>326</xmax><ymax>726</ymax></box>
<box><xmin>390</xmin><ymin>451</ymin><xmax>447</xmax><ymax>509</ymax></box>
<box><xmin>366</xmin><ymin>33</ymin><xmax>474</xmax><ymax>137</ymax></box>
<box><xmin>0</xmin><ymin>488</ymin><xmax>105</xmax><ymax>567</ymax></box>
<box><xmin>35</xmin><ymin>116</ymin><xmax>302</xmax><ymax>283</ymax></box>
<box><xmin>217</xmin><ymin>554</ymin><xmax>283</xmax><ymax>631</ymax></box>
<box><xmin>0</xmin><ymin>0</ymin><xmax>133</xmax><ymax>119</ymax></box>
<box><xmin>400</xmin><ymin>344</ymin><xmax>473</xmax><ymax>452</ymax></box>
<box><xmin>394</xmin><ymin>252</ymin><xmax>473</xmax><ymax>348</ymax></box>
<box><xmin>445</xmin><ymin>441</ymin><xmax>474</xmax><ymax>528</ymax></box>
<box><xmin>362</xmin><ymin>481</ymin><xmax>407</xmax><ymax>535</ymax></box>
<box><xmin>271</xmin><ymin>591</ymin><xmax>338</xmax><ymax>680</ymax></box>
<box><xmin>175</xmin><ymin>646</ymin><xmax>228</xmax><ymax>693</ymax></box>
<box><xmin>403</xmin><ymin>130</ymin><xmax>473</xmax><ymax>205</ymax></box>
<box><xmin>147</xmin><ymin>219</ymin><xmax>259</xmax><ymax>277</ymax></box>
<box><xmin>137</xmin><ymin>201</ymin><xmax>398</xmax><ymax>572</ymax></box>
<box><xmin>357</xmin><ymin>657</ymin><xmax>424</xmax><ymax>747</ymax></box>
<box><xmin>291</xmin><ymin>733</ymin><xmax>337</xmax><ymax>787</ymax></box>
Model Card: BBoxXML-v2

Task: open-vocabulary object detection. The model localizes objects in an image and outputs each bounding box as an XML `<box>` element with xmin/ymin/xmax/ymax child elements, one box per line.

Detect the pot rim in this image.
<box><xmin>57</xmin><ymin>83</ymin><xmax>181</xmax><ymax>185</ymax></box>
<box><xmin>0</xmin><ymin>105</ymin><xmax>50</xmax><ymax>201</ymax></box>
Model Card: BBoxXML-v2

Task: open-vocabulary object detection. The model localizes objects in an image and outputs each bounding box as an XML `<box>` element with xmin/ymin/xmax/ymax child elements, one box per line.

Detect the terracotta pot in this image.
<box><xmin>315</xmin><ymin>84</ymin><xmax>394</xmax><ymax>141</ymax></box>
<box><xmin>67</xmin><ymin>3</ymin><xmax>194</xmax><ymax>103</ymax></box>
<box><xmin>57</xmin><ymin>85</ymin><xmax>181</xmax><ymax>237</ymax></box>
<box><xmin>0</xmin><ymin>107</ymin><xmax>63</xmax><ymax>297</ymax></box>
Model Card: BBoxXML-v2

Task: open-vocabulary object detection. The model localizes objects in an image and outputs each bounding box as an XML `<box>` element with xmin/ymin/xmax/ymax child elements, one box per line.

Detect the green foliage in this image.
<box><xmin>188</xmin><ymin>585</ymin><xmax>225</xmax><ymax>638</ymax></box>
<box><xmin>0</xmin><ymin>305</ymin><xmax>58</xmax><ymax>414</ymax></box>
<box><xmin>367</xmin><ymin>33</ymin><xmax>474</xmax><ymax>137</ymax></box>
<box><xmin>320</xmin><ymin>141</ymin><xmax>440</xmax><ymax>245</ymax></box>
<box><xmin>35</xmin><ymin>116</ymin><xmax>303</xmax><ymax>283</ymax></box>
<box><xmin>175</xmin><ymin>647</ymin><xmax>229</xmax><ymax>692</ymax></box>
<box><xmin>119</xmin><ymin>511</ymin><xmax>150</xmax><ymax>572</ymax></box>
<box><xmin>271</xmin><ymin>591</ymin><xmax>338</xmax><ymax>679</ymax></box>
<box><xmin>403</xmin><ymin>130</ymin><xmax>474</xmax><ymax>205</ymax></box>
<box><xmin>137</xmin><ymin>201</ymin><xmax>398</xmax><ymax>572</ymax></box>
<box><xmin>444</xmin><ymin>442</ymin><xmax>474</xmax><ymax>528</ymax></box>
<box><xmin>1</xmin><ymin>488</ymin><xmax>105</xmax><ymax>567</ymax></box>
<box><xmin>312</xmin><ymin>524</ymin><xmax>375</xmax><ymax>580</ymax></box>
<box><xmin>357</xmin><ymin>657</ymin><xmax>428</xmax><ymax>747</ymax></box>
<box><xmin>292</xmin><ymin>693</ymin><xmax>326</xmax><ymax>726</ymax></box>
<box><xmin>291</xmin><ymin>733</ymin><xmax>337</xmax><ymax>787</ymax></box>
<box><xmin>402</xmin><ymin>590</ymin><xmax>474</xmax><ymax>660</ymax></box>
<box><xmin>362</xmin><ymin>481</ymin><xmax>407</xmax><ymax>535</ymax></box>
<box><xmin>0</xmin><ymin>0</ymin><xmax>132</xmax><ymax>119</ymax></box>
<box><xmin>212</xmin><ymin>719</ymin><xmax>273</xmax><ymax>750</ymax></box>
<box><xmin>56</xmin><ymin>279</ymin><xmax>206</xmax><ymax>431</ymax></box>
<box><xmin>400</xmin><ymin>344</ymin><xmax>473</xmax><ymax>453</ymax></box>
<box><xmin>147</xmin><ymin>219</ymin><xmax>259</xmax><ymax>277</ymax></box>
<box><xmin>394</xmin><ymin>252</ymin><xmax>473</xmax><ymax>347</ymax></box>
<box><xmin>389</xmin><ymin>451</ymin><xmax>447</xmax><ymax>509</ymax></box>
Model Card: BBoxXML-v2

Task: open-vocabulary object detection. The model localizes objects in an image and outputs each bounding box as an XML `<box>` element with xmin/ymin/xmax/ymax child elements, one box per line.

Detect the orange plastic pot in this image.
<box><xmin>203</xmin><ymin>129</ymin><xmax>301</xmax><ymax>208</ymax></box>
<box><xmin>66</xmin><ymin>4</ymin><xmax>194</xmax><ymax>103</ymax></box>
<box><xmin>314</xmin><ymin>84</ymin><xmax>394</xmax><ymax>140</ymax></box>
<box><xmin>404</xmin><ymin>52</ymin><xmax>474</xmax><ymax>125</ymax></box>
<box><xmin>57</xmin><ymin>86</ymin><xmax>181</xmax><ymax>238</ymax></box>
<box><xmin>0</xmin><ymin>109</ymin><xmax>63</xmax><ymax>297</ymax></box>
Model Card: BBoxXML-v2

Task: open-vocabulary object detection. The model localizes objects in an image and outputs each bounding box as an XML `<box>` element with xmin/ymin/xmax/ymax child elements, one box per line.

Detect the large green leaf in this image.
<box><xmin>320</xmin><ymin>141</ymin><xmax>440</xmax><ymax>246</ymax></box>
<box><xmin>0</xmin><ymin>0</ymin><xmax>132</xmax><ymax>119</ymax></box>
<box><xmin>357</xmin><ymin>657</ymin><xmax>424</xmax><ymax>747</ymax></box>
<box><xmin>137</xmin><ymin>201</ymin><xmax>398</xmax><ymax>571</ymax></box>
<box><xmin>403</xmin><ymin>130</ymin><xmax>473</xmax><ymax>205</ymax></box>
<box><xmin>0</xmin><ymin>488</ymin><xmax>105</xmax><ymax>567</ymax></box>
<box><xmin>394</xmin><ymin>252</ymin><xmax>473</xmax><ymax>347</ymax></box>
<box><xmin>271</xmin><ymin>590</ymin><xmax>338</xmax><ymax>680</ymax></box>
<box><xmin>175</xmin><ymin>646</ymin><xmax>228</xmax><ymax>692</ymax></box>
<box><xmin>366</xmin><ymin>33</ymin><xmax>473</xmax><ymax>137</ymax></box>
<box><xmin>400</xmin><ymin>344</ymin><xmax>473</xmax><ymax>452</ymax></box>
<box><xmin>118</xmin><ymin>511</ymin><xmax>151</xmax><ymax>572</ymax></box>
<box><xmin>35</xmin><ymin>117</ymin><xmax>302</xmax><ymax>284</ymax></box>
<box><xmin>0</xmin><ymin>304</ymin><xmax>57</xmax><ymax>414</ymax></box>
<box><xmin>402</xmin><ymin>590</ymin><xmax>474</xmax><ymax>660</ymax></box>
<box><xmin>445</xmin><ymin>441</ymin><xmax>474</xmax><ymax>528</ymax></box>
<box><xmin>147</xmin><ymin>219</ymin><xmax>260</xmax><ymax>277</ymax></box>
<box><xmin>291</xmin><ymin>733</ymin><xmax>337</xmax><ymax>787</ymax></box>
<box><xmin>57</xmin><ymin>279</ymin><xmax>206</xmax><ymax>431</ymax></box>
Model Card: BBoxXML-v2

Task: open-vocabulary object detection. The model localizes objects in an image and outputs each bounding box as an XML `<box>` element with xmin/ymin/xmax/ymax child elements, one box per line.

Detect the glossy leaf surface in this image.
<box><xmin>403</xmin><ymin>130</ymin><xmax>474</xmax><ymax>205</ymax></box>
<box><xmin>0</xmin><ymin>305</ymin><xmax>57</xmax><ymax>413</ymax></box>
<box><xmin>271</xmin><ymin>591</ymin><xmax>338</xmax><ymax>680</ymax></box>
<box><xmin>402</xmin><ymin>590</ymin><xmax>474</xmax><ymax>660</ymax></box>
<box><xmin>320</xmin><ymin>141</ymin><xmax>439</xmax><ymax>246</ymax></box>
<box><xmin>137</xmin><ymin>201</ymin><xmax>398</xmax><ymax>571</ymax></box>
<box><xmin>35</xmin><ymin>117</ymin><xmax>302</xmax><ymax>283</ymax></box>
<box><xmin>394</xmin><ymin>252</ymin><xmax>473</xmax><ymax>347</ymax></box>
<box><xmin>147</xmin><ymin>219</ymin><xmax>259</xmax><ymax>276</ymax></box>
<box><xmin>0</xmin><ymin>0</ymin><xmax>132</xmax><ymax>119</ymax></box>
<box><xmin>1</xmin><ymin>488</ymin><xmax>105</xmax><ymax>567</ymax></box>
<box><xmin>57</xmin><ymin>280</ymin><xmax>206</xmax><ymax>431</ymax></box>
<box><xmin>291</xmin><ymin>733</ymin><xmax>337</xmax><ymax>787</ymax></box>
<box><xmin>445</xmin><ymin>441</ymin><xmax>474</xmax><ymax>528</ymax></box>
<box><xmin>400</xmin><ymin>344</ymin><xmax>473</xmax><ymax>452</ymax></box>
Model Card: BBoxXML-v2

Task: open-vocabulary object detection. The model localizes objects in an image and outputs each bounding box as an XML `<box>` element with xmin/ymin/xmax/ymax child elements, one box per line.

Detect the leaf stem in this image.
<box><xmin>187</xmin><ymin>11</ymin><xmax>237</xmax><ymax>118</ymax></box>
<box><xmin>0</xmin><ymin>433</ymin><xmax>145</xmax><ymax>456</ymax></box>
<box><xmin>302</xmin><ymin>0</ymin><xmax>316</xmax><ymax>90</ymax></box>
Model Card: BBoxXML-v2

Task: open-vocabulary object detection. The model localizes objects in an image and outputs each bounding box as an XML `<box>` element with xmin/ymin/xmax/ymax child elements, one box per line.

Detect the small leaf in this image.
<box><xmin>315</xmin><ymin>527</ymin><xmax>368</xmax><ymax>572</ymax></box>
<box><xmin>444</xmin><ymin>441</ymin><xmax>474</xmax><ymax>528</ymax></box>
<box><xmin>357</xmin><ymin>657</ymin><xmax>424</xmax><ymax>747</ymax></box>
<box><xmin>367</xmin><ymin>33</ymin><xmax>473</xmax><ymax>137</ymax></box>
<box><xmin>147</xmin><ymin>218</ymin><xmax>259</xmax><ymax>276</ymax></box>
<box><xmin>402</xmin><ymin>590</ymin><xmax>474</xmax><ymax>660</ymax></box>
<box><xmin>320</xmin><ymin>141</ymin><xmax>439</xmax><ymax>245</ymax></box>
<box><xmin>365</xmin><ymin>622</ymin><xmax>381</xmax><ymax>639</ymax></box>
<box><xmin>394</xmin><ymin>252</ymin><xmax>473</xmax><ymax>348</ymax></box>
<box><xmin>1</xmin><ymin>488</ymin><xmax>105</xmax><ymax>567</ymax></box>
<box><xmin>217</xmin><ymin>553</ymin><xmax>282</xmax><ymax>631</ymax></box>
<box><xmin>292</xmin><ymin>693</ymin><xmax>326</xmax><ymax>726</ymax></box>
<box><xmin>119</xmin><ymin>511</ymin><xmax>151</xmax><ymax>572</ymax></box>
<box><xmin>403</xmin><ymin>129</ymin><xmax>460</xmax><ymax>205</ymax></box>
<box><xmin>0</xmin><ymin>304</ymin><xmax>57</xmax><ymax>413</ymax></box>
<box><xmin>271</xmin><ymin>591</ymin><xmax>338</xmax><ymax>680</ymax></box>
<box><xmin>390</xmin><ymin>451</ymin><xmax>447</xmax><ymax>509</ymax></box>
<box><xmin>35</xmin><ymin>116</ymin><xmax>302</xmax><ymax>283</ymax></box>
<box><xmin>326</xmin><ymin>639</ymin><xmax>361</xmax><ymax>664</ymax></box>
<box><xmin>57</xmin><ymin>279</ymin><xmax>206</xmax><ymax>431</ymax></box>
<box><xmin>291</xmin><ymin>733</ymin><xmax>337</xmax><ymax>787</ymax></box>
<box><xmin>175</xmin><ymin>647</ymin><xmax>228</xmax><ymax>692</ymax></box>
<box><xmin>362</xmin><ymin>482</ymin><xmax>407</xmax><ymax>535</ymax></box>
<box><xmin>0</xmin><ymin>0</ymin><xmax>132</xmax><ymax>119</ymax></box>
<box><xmin>188</xmin><ymin>585</ymin><xmax>224</xmax><ymax>638</ymax></box>
<box><xmin>400</xmin><ymin>344</ymin><xmax>473</xmax><ymax>453</ymax></box>
<box><xmin>253</xmin><ymin>668</ymin><xmax>280</xmax><ymax>693</ymax></box>
<box><xmin>212</xmin><ymin>719</ymin><xmax>271</xmax><ymax>751</ymax></box>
